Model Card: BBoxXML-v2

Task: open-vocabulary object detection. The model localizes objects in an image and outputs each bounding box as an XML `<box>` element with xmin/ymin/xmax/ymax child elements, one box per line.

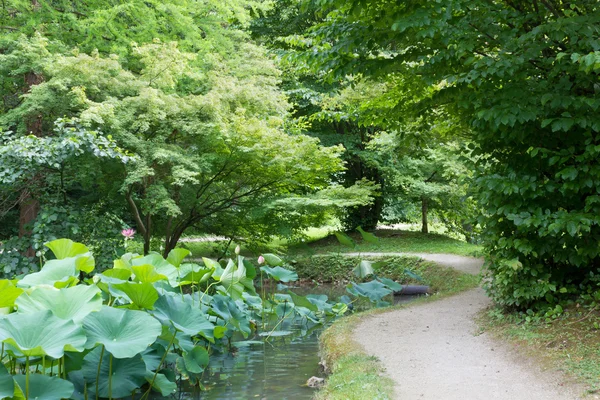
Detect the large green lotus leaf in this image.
<box><xmin>210</xmin><ymin>295</ymin><xmax>251</xmax><ymax>338</ymax></box>
<box><xmin>261</xmin><ymin>253</ymin><xmax>283</xmax><ymax>266</ymax></box>
<box><xmin>13</xmin><ymin>374</ymin><xmax>74</xmax><ymax>400</ymax></box>
<box><xmin>287</xmin><ymin>291</ymin><xmax>318</xmax><ymax>312</ymax></box>
<box><xmin>16</xmin><ymin>259</ymin><xmax>78</xmax><ymax>288</ymax></box>
<box><xmin>111</xmin><ymin>282</ymin><xmax>159</xmax><ymax>309</ymax></box>
<box><xmin>218</xmin><ymin>260</ymin><xmax>256</xmax><ymax>300</ymax></box>
<box><xmin>45</xmin><ymin>239</ymin><xmax>95</xmax><ymax>273</ymax></box>
<box><xmin>204</xmin><ymin>257</ymin><xmax>224</xmax><ymax>279</ymax></box>
<box><xmin>45</xmin><ymin>239</ymin><xmax>89</xmax><ymax>259</ymax></box>
<box><xmin>145</xmin><ymin>371</ymin><xmax>177</xmax><ymax>397</ymax></box>
<box><xmin>166</xmin><ymin>248</ymin><xmax>191</xmax><ymax>268</ymax></box>
<box><xmin>377</xmin><ymin>277</ymin><xmax>403</xmax><ymax>292</ymax></box>
<box><xmin>15</xmin><ymin>285</ymin><xmax>102</xmax><ymax>324</ymax></box>
<box><xmin>97</xmin><ymin>268</ymin><xmax>132</xmax><ymax>283</ymax></box>
<box><xmin>242</xmin><ymin>259</ymin><xmax>257</xmax><ymax>280</ymax></box>
<box><xmin>260</xmin><ymin>266</ymin><xmax>298</xmax><ymax>283</ymax></box>
<box><xmin>0</xmin><ymin>310</ymin><xmax>86</xmax><ymax>358</ymax></box>
<box><xmin>353</xmin><ymin>260</ymin><xmax>374</xmax><ymax>278</ymax></box>
<box><xmin>151</xmin><ymin>295</ymin><xmax>214</xmax><ymax>341</ymax></box>
<box><xmin>131</xmin><ymin>254</ymin><xmax>178</xmax><ymax>286</ymax></box>
<box><xmin>0</xmin><ymin>363</ymin><xmax>14</xmax><ymax>399</ymax></box>
<box><xmin>0</xmin><ymin>280</ymin><xmax>23</xmax><ymax>308</ymax></box>
<box><xmin>81</xmin><ymin>346</ymin><xmax>146</xmax><ymax>398</ymax></box>
<box><xmin>132</xmin><ymin>264</ymin><xmax>168</xmax><ymax>283</ymax></box>
<box><xmin>177</xmin><ymin>264</ymin><xmax>212</xmax><ymax>285</ymax></box>
<box><xmin>346</xmin><ymin>281</ymin><xmax>392</xmax><ymax>303</ymax></box>
<box><xmin>183</xmin><ymin>346</ymin><xmax>209</xmax><ymax>374</ymax></box>
<box><xmin>83</xmin><ymin>306</ymin><xmax>161</xmax><ymax>358</ymax></box>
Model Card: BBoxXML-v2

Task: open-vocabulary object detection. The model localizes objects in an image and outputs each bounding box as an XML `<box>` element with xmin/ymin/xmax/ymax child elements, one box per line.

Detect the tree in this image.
<box><xmin>301</xmin><ymin>0</ymin><xmax>600</xmax><ymax>308</ymax></box>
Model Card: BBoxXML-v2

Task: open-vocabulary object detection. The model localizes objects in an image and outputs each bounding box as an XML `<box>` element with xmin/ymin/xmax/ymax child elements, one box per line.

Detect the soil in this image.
<box><xmin>352</xmin><ymin>253</ymin><xmax>593</xmax><ymax>400</ymax></box>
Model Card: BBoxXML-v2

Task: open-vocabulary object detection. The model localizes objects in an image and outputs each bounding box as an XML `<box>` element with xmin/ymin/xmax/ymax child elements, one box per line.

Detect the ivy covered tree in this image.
<box><xmin>302</xmin><ymin>0</ymin><xmax>600</xmax><ymax>308</ymax></box>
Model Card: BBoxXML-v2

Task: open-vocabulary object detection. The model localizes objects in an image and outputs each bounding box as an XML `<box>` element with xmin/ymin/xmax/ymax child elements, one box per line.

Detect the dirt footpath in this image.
<box><xmin>352</xmin><ymin>254</ymin><xmax>587</xmax><ymax>400</ymax></box>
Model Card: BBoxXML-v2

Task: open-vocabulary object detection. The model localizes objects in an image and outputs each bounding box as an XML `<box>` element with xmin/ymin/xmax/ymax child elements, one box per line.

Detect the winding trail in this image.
<box><xmin>352</xmin><ymin>253</ymin><xmax>588</xmax><ymax>400</ymax></box>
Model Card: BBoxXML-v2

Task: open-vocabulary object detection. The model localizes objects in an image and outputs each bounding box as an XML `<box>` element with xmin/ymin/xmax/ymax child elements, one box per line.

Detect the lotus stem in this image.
<box><xmin>108</xmin><ymin>354</ymin><xmax>113</xmax><ymax>400</ymax></box>
<box><xmin>96</xmin><ymin>345</ymin><xmax>105</xmax><ymax>400</ymax></box>
<box><xmin>141</xmin><ymin>327</ymin><xmax>177</xmax><ymax>400</ymax></box>
<box><xmin>63</xmin><ymin>357</ymin><xmax>67</xmax><ymax>379</ymax></box>
<box><xmin>1</xmin><ymin>343</ymin><xmax>4</xmax><ymax>361</ymax></box>
<box><xmin>264</xmin><ymin>309</ymin><xmax>294</xmax><ymax>341</ymax></box>
<box><xmin>25</xmin><ymin>356</ymin><xmax>30</xmax><ymax>400</ymax></box>
<box><xmin>42</xmin><ymin>355</ymin><xmax>45</xmax><ymax>376</ymax></box>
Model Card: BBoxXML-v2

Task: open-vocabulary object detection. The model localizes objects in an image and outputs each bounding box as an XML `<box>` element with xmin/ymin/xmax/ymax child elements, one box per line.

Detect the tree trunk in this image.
<box><xmin>421</xmin><ymin>196</ymin><xmax>428</xmax><ymax>234</ymax></box>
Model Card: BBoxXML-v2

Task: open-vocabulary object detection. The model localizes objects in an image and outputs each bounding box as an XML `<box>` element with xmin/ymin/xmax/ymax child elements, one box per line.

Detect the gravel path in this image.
<box><xmin>352</xmin><ymin>254</ymin><xmax>587</xmax><ymax>400</ymax></box>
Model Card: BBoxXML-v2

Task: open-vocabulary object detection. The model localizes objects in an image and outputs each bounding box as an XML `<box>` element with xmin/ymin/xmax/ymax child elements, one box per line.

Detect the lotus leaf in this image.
<box><xmin>16</xmin><ymin>259</ymin><xmax>78</xmax><ymax>288</ymax></box>
<box><xmin>15</xmin><ymin>285</ymin><xmax>102</xmax><ymax>323</ymax></box>
<box><xmin>347</xmin><ymin>281</ymin><xmax>392</xmax><ymax>303</ymax></box>
<box><xmin>166</xmin><ymin>248</ymin><xmax>191</xmax><ymax>267</ymax></box>
<box><xmin>151</xmin><ymin>295</ymin><xmax>214</xmax><ymax>341</ymax></box>
<box><xmin>111</xmin><ymin>282</ymin><xmax>159</xmax><ymax>309</ymax></box>
<box><xmin>81</xmin><ymin>346</ymin><xmax>146</xmax><ymax>398</ymax></box>
<box><xmin>177</xmin><ymin>264</ymin><xmax>212</xmax><ymax>285</ymax></box>
<box><xmin>183</xmin><ymin>346</ymin><xmax>209</xmax><ymax>374</ymax></box>
<box><xmin>13</xmin><ymin>374</ymin><xmax>74</xmax><ymax>400</ymax></box>
<box><xmin>131</xmin><ymin>254</ymin><xmax>178</xmax><ymax>285</ymax></box>
<box><xmin>378</xmin><ymin>277</ymin><xmax>403</xmax><ymax>292</ymax></box>
<box><xmin>0</xmin><ymin>280</ymin><xmax>23</xmax><ymax>308</ymax></box>
<box><xmin>45</xmin><ymin>239</ymin><xmax>89</xmax><ymax>259</ymax></box>
<box><xmin>204</xmin><ymin>257</ymin><xmax>224</xmax><ymax>279</ymax></box>
<box><xmin>83</xmin><ymin>306</ymin><xmax>161</xmax><ymax>358</ymax></box>
<box><xmin>353</xmin><ymin>260</ymin><xmax>374</xmax><ymax>278</ymax></box>
<box><xmin>287</xmin><ymin>291</ymin><xmax>318</xmax><ymax>312</ymax></box>
<box><xmin>145</xmin><ymin>371</ymin><xmax>177</xmax><ymax>396</ymax></box>
<box><xmin>132</xmin><ymin>264</ymin><xmax>168</xmax><ymax>283</ymax></box>
<box><xmin>356</xmin><ymin>226</ymin><xmax>379</xmax><ymax>243</ymax></box>
<box><xmin>210</xmin><ymin>295</ymin><xmax>251</xmax><ymax>338</ymax></box>
<box><xmin>334</xmin><ymin>232</ymin><xmax>355</xmax><ymax>248</ymax></box>
<box><xmin>0</xmin><ymin>310</ymin><xmax>86</xmax><ymax>358</ymax></box>
<box><xmin>0</xmin><ymin>364</ymin><xmax>14</xmax><ymax>399</ymax></box>
<box><xmin>218</xmin><ymin>259</ymin><xmax>256</xmax><ymax>300</ymax></box>
<box><xmin>261</xmin><ymin>253</ymin><xmax>283</xmax><ymax>266</ymax></box>
<box><xmin>260</xmin><ymin>266</ymin><xmax>298</xmax><ymax>282</ymax></box>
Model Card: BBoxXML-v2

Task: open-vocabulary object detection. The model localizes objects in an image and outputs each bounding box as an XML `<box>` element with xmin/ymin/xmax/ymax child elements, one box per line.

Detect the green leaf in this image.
<box><xmin>81</xmin><ymin>346</ymin><xmax>146</xmax><ymax>398</ymax></box>
<box><xmin>262</xmin><ymin>253</ymin><xmax>283</xmax><ymax>266</ymax></box>
<box><xmin>287</xmin><ymin>291</ymin><xmax>318</xmax><ymax>312</ymax></box>
<box><xmin>0</xmin><ymin>364</ymin><xmax>14</xmax><ymax>398</ymax></box>
<box><xmin>334</xmin><ymin>232</ymin><xmax>355</xmax><ymax>248</ymax></box>
<box><xmin>356</xmin><ymin>226</ymin><xmax>379</xmax><ymax>243</ymax></box>
<box><xmin>353</xmin><ymin>260</ymin><xmax>374</xmax><ymax>278</ymax></box>
<box><xmin>132</xmin><ymin>264</ymin><xmax>168</xmax><ymax>283</ymax></box>
<box><xmin>177</xmin><ymin>264</ymin><xmax>212</xmax><ymax>285</ymax></box>
<box><xmin>377</xmin><ymin>277</ymin><xmax>403</xmax><ymax>292</ymax></box>
<box><xmin>210</xmin><ymin>294</ymin><xmax>251</xmax><ymax>338</ymax></box>
<box><xmin>13</xmin><ymin>374</ymin><xmax>74</xmax><ymax>400</ymax></box>
<box><xmin>44</xmin><ymin>239</ymin><xmax>89</xmax><ymax>259</ymax></box>
<box><xmin>0</xmin><ymin>310</ymin><xmax>86</xmax><ymax>358</ymax></box>
<box><xmin>260</xmin><ymin>266</ymin><xmax>298</xmax><ymax>282</ymax></box>
<box><xmin>17</xmin><ymin>259</ymin><xmax>78</xmax><ymax>288</ymax></box>
<box><xmin>166</xmin><ymin>248</ymin><xmax>191</xmax><ymax>267</ymax></box>
<box><xmin>183</xmin><ymin>346</ymin><xmax>209</xmax><ymax>374</ymax></box>
<box><xmin>112</xmin><ymin>282</ymin><xmax>159</xmax><ymax>309</ymax></box>
<box><xmin>83</xmin><ymin>306</ymin><xmax>162</xmax><ymax>358</ymax></box>
<box><xmin>0</xmin><ymin>280</ymin><xmax>23</xmax><ymax>308</ymax></box>
<box><xmin>144</xmin><ymin>371</ymin><xmax>177</xmax><ymax>397</ymax></box>
<box><xmin>15</xmin><ymin>285</ymin><xmax>102</xmax><ymax>323</ymax></box>
<box><xmin>346</xmin><ymin>281</ymin><xmax>392</xmax><ymax>302</ymax></box>
<box><xmin>151</xmin><ymin>295</ymin><xmax>214</xmax><ymax>341</ymax></box>
<box><xmin>131</xmin><ymin>254</ymin><xmax>178</xmax><ymax>286</ymax></box>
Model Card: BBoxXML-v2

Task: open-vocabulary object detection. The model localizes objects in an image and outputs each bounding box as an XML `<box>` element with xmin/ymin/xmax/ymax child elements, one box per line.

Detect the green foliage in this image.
<box><xmin>302</xmin><ymin>0</ymin><xmax>600</xmax><ymax>309</ymax></box>
<box><xmin>0</xmin><ymin>238</ymin><xmax>408</xmax><ymax>398</ymax></box>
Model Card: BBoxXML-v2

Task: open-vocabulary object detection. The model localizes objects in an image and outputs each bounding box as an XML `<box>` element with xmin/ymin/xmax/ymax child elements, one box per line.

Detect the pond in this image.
<box><xmin>151</xmin><ymin>288</ymin><xmax>422</xmax><ymax>400</ymax></box>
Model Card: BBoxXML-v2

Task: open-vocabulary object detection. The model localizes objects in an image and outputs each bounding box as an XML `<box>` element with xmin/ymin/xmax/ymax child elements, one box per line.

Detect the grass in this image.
<box><xmin>315</xmin><ymin>262</ymin><xmax>480</xmax><ymax>400</ymax></box>
<box><xmin>478</xmin><ymin>305</ymin><xmax>600</xmax><ymax>395</ymax></box>
<box><xmin>288</xmin><ymin>229</ymin><xmax>483</xmax><ymax>258</ymax></box>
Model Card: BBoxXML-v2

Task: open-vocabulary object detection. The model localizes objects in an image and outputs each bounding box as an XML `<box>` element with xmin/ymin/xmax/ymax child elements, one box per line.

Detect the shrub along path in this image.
<box><xmin>352</xmin><ymin>254</ymin><xmax>586</xmax><ymax>400</ymax></box>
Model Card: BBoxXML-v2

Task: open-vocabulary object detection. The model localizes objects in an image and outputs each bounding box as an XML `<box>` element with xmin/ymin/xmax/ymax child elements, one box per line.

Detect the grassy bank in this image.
<box><xmin>315</xmin><ymin>260</ymin><xmax>480</xmax><ymax>400</ymax></box>
<box><xmin>288</xmin><ymin>229</ymin><xmax>482</xmax><ymax>257</ymax></box>
<box><xmin>479</xmin><ymin>306</ymin><xmax>600</xmax><ymax>395</ymax></box>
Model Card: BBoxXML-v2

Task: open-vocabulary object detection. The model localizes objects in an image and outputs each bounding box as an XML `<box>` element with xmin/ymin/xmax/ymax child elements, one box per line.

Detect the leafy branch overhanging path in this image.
<box><xmin>352</xmin><ymin>253</ymin><xmax>588</xmax><ymax>400</ymax></box>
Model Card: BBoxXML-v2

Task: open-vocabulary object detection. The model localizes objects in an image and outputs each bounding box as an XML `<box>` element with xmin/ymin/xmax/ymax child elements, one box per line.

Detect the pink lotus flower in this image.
<box><xmin>121</xmin><ymin>228</ymin><xmax>135</xmax><ymax>240</ymax></box>
<box><xmin>257</xmin><ymin>255</ymin><xmax>265</xmax><ymax>265</ymax></box>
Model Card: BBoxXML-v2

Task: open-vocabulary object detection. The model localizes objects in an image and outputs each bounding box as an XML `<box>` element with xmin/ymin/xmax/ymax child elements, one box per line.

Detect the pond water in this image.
<box><xmin>151</xmin><ymin>287</ymin><xmax>422</xmax><ymax>400</ymax></box>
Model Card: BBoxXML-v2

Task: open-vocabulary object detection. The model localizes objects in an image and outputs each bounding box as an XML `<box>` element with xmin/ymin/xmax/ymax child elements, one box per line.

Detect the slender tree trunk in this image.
<box><xmin>421</xmin><ymin>196</ymin><xmax>428</xmax><ymax>234</ymax></box>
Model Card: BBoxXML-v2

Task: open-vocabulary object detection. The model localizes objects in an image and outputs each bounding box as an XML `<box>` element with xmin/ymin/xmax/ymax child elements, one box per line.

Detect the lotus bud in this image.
<box><xmin>258</xmin><ymin>255</ymin><xmax>265</xmax><ymax>265</ymax></box>
<box><xmin>235</xmin><ymin>245</ymin><xmax>241</xmax><ymax>255</ymax></box>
